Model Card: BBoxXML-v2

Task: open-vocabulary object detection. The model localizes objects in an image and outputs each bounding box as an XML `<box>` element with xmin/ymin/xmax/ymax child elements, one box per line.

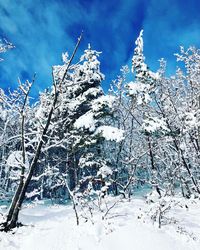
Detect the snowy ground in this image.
<box><xmin>0</xmin><ymin>196</ymin><xmax>200</xmax><ymax>250</ymax></box>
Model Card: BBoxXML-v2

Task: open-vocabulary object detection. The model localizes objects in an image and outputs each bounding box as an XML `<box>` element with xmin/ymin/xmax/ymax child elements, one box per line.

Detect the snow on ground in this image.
<box><xmin>0</xmin><ymin>196</ymin><xmax>200</xmax><ymax>250</ymax></box>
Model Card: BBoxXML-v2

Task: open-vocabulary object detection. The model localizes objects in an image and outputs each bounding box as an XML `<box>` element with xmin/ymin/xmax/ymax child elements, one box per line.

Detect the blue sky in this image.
<box><xmin>0</xmin><ymin>0</ymin><xmax>199</xmax><ymax>98</ymax></box>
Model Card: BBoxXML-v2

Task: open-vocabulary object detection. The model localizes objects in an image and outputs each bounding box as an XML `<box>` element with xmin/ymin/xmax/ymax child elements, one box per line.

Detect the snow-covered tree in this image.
<box><xmin>50</xmin><ymin>44</ymin><xmax>124</xmax><ymax>199</ymax></box>
<box><xmin>127</xmin><ymin>30</ymin><xmax>159</xmax><ymax>105</ymax></box>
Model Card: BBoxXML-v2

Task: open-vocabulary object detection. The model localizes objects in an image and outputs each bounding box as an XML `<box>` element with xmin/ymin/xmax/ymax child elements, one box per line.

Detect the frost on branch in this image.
<box><xmin>97</xmin><ymin>165</ymin><xmax>113</xmax><ymax>178</ymax></box>
<box><xmin>142</xmin><ymin>117</ymin><xmax>169</xmax><ymax>134</ymax></box>
<box><xmin>0</xmin><ymin>39</ymin><xmax>14</xmax><ymax>61</ymax></box>
<box><xmin>7</xmin><ymin>151</ymin><xmax>29</xmax><ymax>169</ymax></box>
<box><xmin>96</xmin><ymin>126</ymin><xmax>124</xmax><ymax>142</ymax></box>
<box><xmin>74</xmin><ymin>111</ymin><xmax>96</xmax><ymax>131</ymax></box>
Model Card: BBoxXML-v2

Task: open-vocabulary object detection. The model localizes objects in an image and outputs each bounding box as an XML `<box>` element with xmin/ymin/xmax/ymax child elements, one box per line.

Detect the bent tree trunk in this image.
<box><xmin>7</xmin><ymin>80</ymin><xmax>33</xmax><ymax>224</ymax></box>
<box><xmin>2</xmin><ymin>34</ymin><xmax>82</xmax><ymax>231</ymax></box>
<box><xmin>4</xmin><ymin>89</ymin><xmax>59</xmax><ymax>231</ymax></box>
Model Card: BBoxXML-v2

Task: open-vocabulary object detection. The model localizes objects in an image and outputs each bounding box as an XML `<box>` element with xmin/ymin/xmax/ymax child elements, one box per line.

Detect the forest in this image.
<box><xmin>0</xmin><ymin>30</ymin><xmax>200</xmax><ymax>249</ymax></box>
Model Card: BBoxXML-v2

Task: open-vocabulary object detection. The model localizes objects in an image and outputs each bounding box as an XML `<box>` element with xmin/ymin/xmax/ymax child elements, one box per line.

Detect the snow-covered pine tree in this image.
<box><xmin>128</xmin><ymin>30</ymin><xmax>159</xmax><ymax>105</ymax></box>
<box><xmin>127</xmin><ymin>30</ymin><xmax>164</xmax><ymax>196</ymax></box>
<box><xmin>51</xmin><ymin>44</ymin><xmax>124</xmax><ymax>199</ymax></box>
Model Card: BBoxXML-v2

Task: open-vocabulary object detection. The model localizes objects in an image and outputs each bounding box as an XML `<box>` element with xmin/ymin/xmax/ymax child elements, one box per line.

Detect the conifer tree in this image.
<box><xmin>52</xmin><ymin>44</ymin><xmax>123</xmax><ymax>195</ymax></box>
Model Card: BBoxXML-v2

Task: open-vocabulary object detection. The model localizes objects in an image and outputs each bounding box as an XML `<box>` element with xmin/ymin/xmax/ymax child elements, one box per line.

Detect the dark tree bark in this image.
<box><xmin>1</xmin><ymin>33</ymin><xmax>82</xmax><ymax>231</ymax></box>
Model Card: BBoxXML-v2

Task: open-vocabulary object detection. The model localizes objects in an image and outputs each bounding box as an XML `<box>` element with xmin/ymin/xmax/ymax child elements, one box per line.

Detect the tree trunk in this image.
<box><xmin>1</xmin><ymin>33</ymin><xmax>82</xmax><ymax>231</ymax></box>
